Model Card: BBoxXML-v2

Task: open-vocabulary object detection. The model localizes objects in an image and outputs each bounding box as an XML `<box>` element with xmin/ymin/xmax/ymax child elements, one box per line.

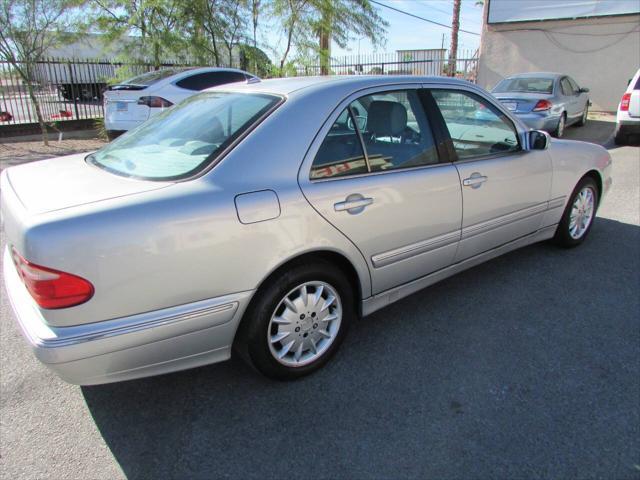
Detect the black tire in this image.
<box><xmin>614</xmin><ymin>124</ymin><xmax>627</xmax><ymax>145</ymax></box>
<box><xmin>577</xmin><ymin>105</ymin><xmax>588</xmax><ymax>127</ymax></box>
<box><xmin>239</xmin><ymin>261</ymin><xmax>354</xmax><ymax>380</ymax></box>
<box><xmin>553</xmin><ymin>176</ymin><xmax>599</xmax><ymax>248</ymax></box>
<box><xmin>553</xmin><ymin>113</ymin><xmax>567</xmax><ymax>138</ymax></box>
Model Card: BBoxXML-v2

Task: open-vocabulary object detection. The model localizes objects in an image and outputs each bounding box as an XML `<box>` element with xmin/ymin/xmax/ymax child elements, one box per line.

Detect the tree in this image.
<box><xmin>270</xmin><ymin>0</ymin><xmax>388</xmax><ymax>77</ymax></box>
<box><xmin>0</xmin><ymin>0</ymin><xmax>84</xmax><ymax>145</ymax></box>
<box><xmin>92</xmin><ymin>0</ymin><xmax>184</xmax><ymax>67</ymax></box>
<box><xmin>448</xmin><ymin>0</ymin><xmax>461</xmax><ymax>77</ymax></box>
<box><xmin>314</xmin><ymin>0</ymin><xmax>387</xmax><ymax>75</ymax></box>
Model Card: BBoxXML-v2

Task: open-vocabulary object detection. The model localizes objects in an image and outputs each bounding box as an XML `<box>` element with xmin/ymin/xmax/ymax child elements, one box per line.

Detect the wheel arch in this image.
<box><xmin>583</xmin><ymin>169</ymin><xmax>603</xmax><ymax>205</ymax></box>
<box><xmin>232</xmin><ymin>248</ymin><xmax>367</xmax><ymax>354</ymax></box>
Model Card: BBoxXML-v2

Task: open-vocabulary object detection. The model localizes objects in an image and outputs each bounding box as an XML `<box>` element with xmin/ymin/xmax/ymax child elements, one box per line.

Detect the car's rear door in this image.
<box><xmin>299</xmin><ymin>85</ymin><xmax>462</xmax><ymax>295</ymax></box>
<box><xmin>428</xmin><ymin>86</ymin><xmax>552</xmax><ymax>262</ymax></box>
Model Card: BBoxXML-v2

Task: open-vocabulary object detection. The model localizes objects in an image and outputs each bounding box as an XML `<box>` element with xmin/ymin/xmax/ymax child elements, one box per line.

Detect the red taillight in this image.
<box><xmin>137</xmin><ymin>96</ymin><xmax>173</xmax><ymax>108</ymax></box>
<box><xmin>11</xmin><ymin>249</ymin><xmax>94</xmax><ymax>309</ymax></box>
<box><xmin>533</xmin><ymin>99</ymin><xmax>552</xmax><ymax>112</ymax></box>
<box><xmin>620</xmin><ymin>93</ymin><xmax>631</xmax><ymax>111</ymax></box>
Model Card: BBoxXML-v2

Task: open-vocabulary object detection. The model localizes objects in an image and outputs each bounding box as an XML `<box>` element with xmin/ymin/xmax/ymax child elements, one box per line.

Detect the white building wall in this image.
<box><xmin>478</xmin><ymin>10</ymin><xmax>640</xmax><ymax>112</ymax></box>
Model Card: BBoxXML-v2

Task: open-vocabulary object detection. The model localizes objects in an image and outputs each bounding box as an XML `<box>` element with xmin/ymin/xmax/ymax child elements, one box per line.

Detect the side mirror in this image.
<box><xmin>579</xmin><ymin>87</ymin><xmax>590</xmax><ymax>93</ymax></box>
<box><xmin>529</xmin><ymin>130</ymin><xmax>549</xmax><ymax>150</ymax></box>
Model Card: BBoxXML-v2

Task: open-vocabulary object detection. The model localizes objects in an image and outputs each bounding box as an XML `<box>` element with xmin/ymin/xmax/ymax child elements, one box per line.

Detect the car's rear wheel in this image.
<box><xmin>240</xmin><ymin>261</ymin><xmax>354</xmax><ymax>380</ymax></box>
<box><xmin>614</xmin><ymin>124</ymin><xmax>628</xmax><ymax>145</ymax></box>
<box><xmin>554</xmin><ymin>113</ymin><xmax>566</xmax><ymax>138</ymax></box>
<box><xmin>553</xmin><ymin>176</ymin><xmax>598</xmax><ymax>248</ymax></box>
<box><xmin>577</xmin><ymin>105</ymin><xmax>588</xmax><ymax>126</ymax></box>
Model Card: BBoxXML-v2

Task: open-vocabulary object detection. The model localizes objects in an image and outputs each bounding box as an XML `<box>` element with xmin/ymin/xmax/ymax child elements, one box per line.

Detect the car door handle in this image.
<box><xmin>462</xmin><ymin>173</ymin><xmax>488</xmax><ymax>189</ymax></box>
<box><xmin>334</xmin><ymin>194</ymin><xmax>374</xmax><ymax>214</ymax></box>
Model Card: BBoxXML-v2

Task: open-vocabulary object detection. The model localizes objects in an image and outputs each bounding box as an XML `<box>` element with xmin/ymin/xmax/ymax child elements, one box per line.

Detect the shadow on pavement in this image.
<box><xmin>82</xmin><ymin>217</ymin><xmax>640</xmax><ymax>480</ymax></box>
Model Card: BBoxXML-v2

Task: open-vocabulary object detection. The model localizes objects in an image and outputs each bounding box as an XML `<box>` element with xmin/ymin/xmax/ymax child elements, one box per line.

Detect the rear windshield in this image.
<box><xmin>119</xmin><ymin>68</ymin><xmax>191</xmax><ymax>87</ymax></box>
<box><xmin>87</xmin><ymin>92</ymin><xmax>282</xmax><ymax>180</ymax></box>
<box><xmin>493</xmin><ymin>77</ymin><xmax>554</xmax><ymax>94</ymax></box>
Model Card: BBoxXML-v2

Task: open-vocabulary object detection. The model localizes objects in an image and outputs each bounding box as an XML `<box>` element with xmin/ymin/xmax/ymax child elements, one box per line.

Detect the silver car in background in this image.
<box><xmin>1</xmin><ymin>76</ymin><xmax>612</xmax><ymax>385</ymax></box>
<box><xmin>491</xmin><ymin>72</ymin><xmax>590</xmax><ymax>137</ymax></box>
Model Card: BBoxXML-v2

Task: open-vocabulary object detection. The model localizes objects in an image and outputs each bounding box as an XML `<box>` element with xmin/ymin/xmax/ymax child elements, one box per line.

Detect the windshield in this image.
<box><xmin>119</xmin><ymin>68</ymin><xmax>191</xmax><ymax>86</ymax></box>
<box><xmin>88</xmin><ymin>92</ymin><xmax>282</xmax><ymax>180</ymax></box>
<box><xmin>493</xmin><ymin>77</ymin><xmax>554</xmax><ymax>94</ymax></box>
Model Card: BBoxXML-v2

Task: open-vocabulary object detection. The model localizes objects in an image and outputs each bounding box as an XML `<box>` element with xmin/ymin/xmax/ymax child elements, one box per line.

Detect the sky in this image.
<box><xmin>262</xmin><ymin>0</ymin><xmax>484</xmax><ymax>63</ymax></box>
<box><xmin>334</xmin><ymin>0</ymin><xmax>484</xmax><ymax>56</ymax></box>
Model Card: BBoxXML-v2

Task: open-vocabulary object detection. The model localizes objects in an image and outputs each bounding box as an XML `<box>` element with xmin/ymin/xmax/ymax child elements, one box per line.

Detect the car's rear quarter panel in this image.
<box><xmin>3</xmin><ymin>87</ymin><xmax>372</xmax><ymax>328</ymax></box>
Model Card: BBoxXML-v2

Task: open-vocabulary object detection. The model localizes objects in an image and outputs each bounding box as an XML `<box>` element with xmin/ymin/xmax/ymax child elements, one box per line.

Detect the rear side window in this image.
<box><xmin>176</xmin><ymin>71</ymin><xmax>248</xmax><ymax>91</ymax></box>
<box><xmin>311</xmin><ymin>89</ymin><xmax>438</xmax><ymax>180</ymax></box>
<box><xmin>88</xmin><ymin>92</ymin><xmax>281</xmax><ymax>180</ymax></box>
<box><xmin>634</xmin><ymin>74</ymin><xmax>640</xmax><ymax>90</ymax></box>
<box><xmin>431</xmin><ymin>89</ymin><xmax>520</xmax><ymax>160</ymax></box>
<box><xmin>311</xmin><ymin>107</ymin><xmax>368</xmax><ymax>179</ymax></box>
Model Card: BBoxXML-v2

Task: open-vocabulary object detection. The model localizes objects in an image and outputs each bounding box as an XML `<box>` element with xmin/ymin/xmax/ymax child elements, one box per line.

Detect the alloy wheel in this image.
<box><xmin>267</xmin><ymin>281</ymin><xmax>342</xmax><ymax>367</ymax></box>
<box><xmin>569</xmin><ymin>186</ymin><xmax>595</xmax><ymax>239</ymax></box>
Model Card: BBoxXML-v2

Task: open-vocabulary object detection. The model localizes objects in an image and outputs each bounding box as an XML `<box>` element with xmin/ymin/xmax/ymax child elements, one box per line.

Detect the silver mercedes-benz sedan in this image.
<box><xmin>1</xmin><ymin>76</ymin><xmax>612</xmax><ymax>385</ymax></box>
<box><xmin>491</xmin><ymin>72</ymin><xmax>590</xmax><ymax>137</ymax></box>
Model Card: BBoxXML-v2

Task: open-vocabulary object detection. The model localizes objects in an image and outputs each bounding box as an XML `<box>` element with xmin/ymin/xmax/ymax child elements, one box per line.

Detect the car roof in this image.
<box><xmin>173</xmin><ymin>66</ymin><xmax>255</xmax><ymax>79</ymax></box>
<box><xmin>210</xmin><ymin>75</ymin><xmax>474</xmax><ymax>97</ymax></box>
<box><xmin>506</xmin><ymin>72</ymin><xmax>563</xmax><ymax>80</ymax></box>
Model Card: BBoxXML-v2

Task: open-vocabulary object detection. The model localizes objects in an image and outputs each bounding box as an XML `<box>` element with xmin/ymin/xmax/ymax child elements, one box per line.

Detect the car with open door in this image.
<box><xmin>1</xmin><ymin>76</ymin><xmax>611</xmax><ymax>385</ymax></box>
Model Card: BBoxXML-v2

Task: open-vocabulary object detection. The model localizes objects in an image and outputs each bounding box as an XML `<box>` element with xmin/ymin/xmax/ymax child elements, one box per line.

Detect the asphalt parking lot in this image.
<box><xmin>0</xmin><ymin>121</ymin><xmax>639</xmax><ymax>479</ymax></box>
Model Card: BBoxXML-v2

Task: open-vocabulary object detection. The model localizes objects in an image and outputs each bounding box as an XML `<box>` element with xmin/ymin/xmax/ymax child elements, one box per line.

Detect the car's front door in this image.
<box><xmin>560</xmin><ymin>76</ymin><xmax>582</xmax><ymax>121</ymax></box>
<box><xmin>299</xmin><ymin>86</ymin><xmax>462</xmax><ymax>295</ymax></box>
<box><xmin>429</xmin><ymin>87</ymin><xmax>553</xmax><ymax>262</ymax></box>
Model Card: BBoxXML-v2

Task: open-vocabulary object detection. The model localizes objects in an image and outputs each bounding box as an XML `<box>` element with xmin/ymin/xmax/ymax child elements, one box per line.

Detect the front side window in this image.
<box><xmin>311</xmin><ymin>89</ymin><xmax>438</xmax><ymax>179</ymax></box>
<box><xmin>560</xmin><ymin>78</ymin><xmax>575</xmax><ymax>96</ymax></box>
<box><xmin>431</xmin><ymin>89</ymin><xmax>520</xmax><ymax>160</ymax></box>
<box><xmin>88</xmin><ymin>92</ymin><xmax>281</xmax><ymax>180</ymax></box>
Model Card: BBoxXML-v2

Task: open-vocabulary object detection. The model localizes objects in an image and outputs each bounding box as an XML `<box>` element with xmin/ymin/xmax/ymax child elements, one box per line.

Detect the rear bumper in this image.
<box><xmin>3</xmin><ymin>248</ymin><xmax>253</xmax><ymax>385</ymax></box>
<box><xmin>515</xmin><ymin>113</ymin><xmax>561</xmax><ymax>132</ymax></box>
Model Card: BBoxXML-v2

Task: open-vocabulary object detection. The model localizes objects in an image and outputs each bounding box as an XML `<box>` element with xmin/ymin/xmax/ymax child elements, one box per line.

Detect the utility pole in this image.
<box><xmin>448</xmin><ymin>0</ymin><xmax>461</xmax><ymax>77</ymax></box>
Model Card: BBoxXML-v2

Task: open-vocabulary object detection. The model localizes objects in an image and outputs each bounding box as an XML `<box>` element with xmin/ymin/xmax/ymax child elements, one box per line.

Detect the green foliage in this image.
<box><xmin>0</xmin><ymin>0</ymin><xmax>87</xmax><ymax>145</ymax></box>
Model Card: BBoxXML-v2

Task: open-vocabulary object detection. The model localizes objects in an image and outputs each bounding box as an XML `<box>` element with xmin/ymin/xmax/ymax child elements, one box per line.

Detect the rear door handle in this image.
<box><xmin>334</xmin><ymin>194</ymin><xmax>374</xmax><ymax>214</ymax></box>
<box><xmin>462</xmin><ymin>173</ymin><xmax>488</xmax><ymax>189</ymax></box>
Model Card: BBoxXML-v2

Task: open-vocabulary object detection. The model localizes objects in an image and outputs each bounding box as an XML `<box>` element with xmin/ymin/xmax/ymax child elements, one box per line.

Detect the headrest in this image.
<box><xmin>367</xmin><ymin>101</ymin><xmax>408</xmax><ymax>137</ymax></box>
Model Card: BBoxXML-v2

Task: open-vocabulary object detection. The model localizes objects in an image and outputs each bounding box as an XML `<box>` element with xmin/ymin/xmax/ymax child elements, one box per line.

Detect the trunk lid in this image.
<box><xmin>3</xmin><ymin>153</ymin><xmax>170</xmax><ymax>214</ymax></box>
<box><xmin>493</xmin><ymin>93</ymin><xmax>553</xmax><ymax>114</ymax></box>
<box><xmin>104</xmin><ymin>89</ymin><xmax>151</xmax><ymax>123</ymax></box>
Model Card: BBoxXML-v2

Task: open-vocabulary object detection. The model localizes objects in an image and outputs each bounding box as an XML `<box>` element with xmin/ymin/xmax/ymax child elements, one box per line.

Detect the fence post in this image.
<box><xmin>66</xmin><ymin>61</ymin><xmax>80</xmax><ymax>120</ymax></box>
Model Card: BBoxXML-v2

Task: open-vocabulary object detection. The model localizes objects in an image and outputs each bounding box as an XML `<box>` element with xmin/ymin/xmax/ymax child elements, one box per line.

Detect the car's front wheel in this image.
<box><xmin>577</xmin><ymin>105</ymin><xmax>588</xmax><ymax>126</ymax></box>
<box><xmin>241</xmin><ymin>261</ymin><xmax>354</xmax><ymax>379</ymax></box>
<box><xmin>553</xmin><ymin>176</ymin><xmax>598</xmax><ymax>247</ymax></box>
<box><xmin>614</xmin><ymin>124</ymin><xmax>628</xmax><ymax>145</ymax></box>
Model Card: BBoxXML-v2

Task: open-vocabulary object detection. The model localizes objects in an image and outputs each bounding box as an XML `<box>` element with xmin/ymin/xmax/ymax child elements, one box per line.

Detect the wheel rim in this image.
<box><xmin>558</xmin><ymin>116</ymin><xmax>565</xmax><ymax>137</ymax></box>
<box><xmin>582</xmin><ymin>107</ymin><xmax>588</xmax><ymax>123</ymax></box>
<box><xmin>569</xmin><ymin>186</ymin><xmax>595</xmax><ymax>239</ymax></box>
<box><xmin>267</xmin><ymin>281</ymin><xmax>342</xmax><ymax>367</ymax></box>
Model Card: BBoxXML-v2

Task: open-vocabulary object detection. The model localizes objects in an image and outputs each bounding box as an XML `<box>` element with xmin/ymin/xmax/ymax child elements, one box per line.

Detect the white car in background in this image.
<box><xmin>104</xmin><ymin>67</ymin><xmax>259</xmax><ymax>140</ymax></box>
<box><xmin>615</xmin><ymin>68</ymin><xmax>640</xmax><ymax>145</ymax></box>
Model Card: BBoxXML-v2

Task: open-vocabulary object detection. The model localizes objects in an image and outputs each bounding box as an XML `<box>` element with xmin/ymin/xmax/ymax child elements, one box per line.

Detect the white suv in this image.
<box><xmin>615</xmin><ymin>68</ymin><xmax>640</xmax><ymax>145</ymax></box>
<box><xmin>103</xmin><ymin>67</ymin><xmax>259</xmax><ymax>140</ymax></box>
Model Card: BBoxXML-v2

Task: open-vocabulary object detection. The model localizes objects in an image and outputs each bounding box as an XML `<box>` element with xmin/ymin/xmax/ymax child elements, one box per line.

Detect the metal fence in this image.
<box><xmin>1</xmin><ymin>50</ymin><xmax>478</xmax><ymax>126</ymax></box>
<box><xmin>0</xmin><ymin>58</ymin><xmax>194</xmax><ymax>126</ymax></box>
<box><xmin>295</xmin><ymin>49</ymin><xmax>478</xmax><ymax>81</ymax></box>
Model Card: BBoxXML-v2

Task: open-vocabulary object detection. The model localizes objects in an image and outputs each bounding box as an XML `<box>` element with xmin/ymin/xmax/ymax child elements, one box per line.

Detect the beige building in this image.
<box><xmin>478</xmin><ymin>0</ymin><xmax>640</xmax><ymax>112</ymax></box>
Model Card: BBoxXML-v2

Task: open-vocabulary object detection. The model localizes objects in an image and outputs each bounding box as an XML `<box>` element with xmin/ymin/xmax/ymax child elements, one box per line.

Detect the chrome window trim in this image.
<box><xmin>301</xmin><ymin>82</ymin><xmax>448</xmax><ymax>184</ymax></box>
